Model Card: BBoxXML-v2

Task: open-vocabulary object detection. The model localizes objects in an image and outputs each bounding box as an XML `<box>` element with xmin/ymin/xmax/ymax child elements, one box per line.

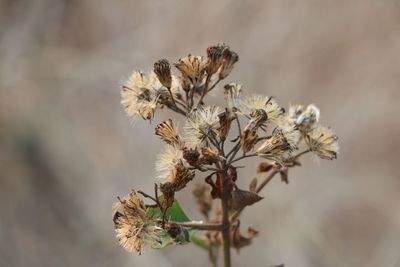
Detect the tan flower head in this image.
<box><xmin>155</xmin><ymin>119</ymin><xmax>183</xmax><ymax>147</ymax></box>
<box><xmin>174</xmin><ymin>55</ymin><xmax>207</xmax><ymax>88</ymax></box>
<box><xmin>112</xmin><ymin>191</ymin><xmax>163</xmax><ymax>254</ymax></box>
<box><xmin>154</xmin><ymin>59</ymin><xmax>172</xmax><ymax>89</ymax></box>
<box><xmin>121</xmin><ymin>71</ymin><xmax>159</xmax><ymax>120</ymax></box>
<box><xmin>305</xmin><ymin>126</ymin><xmax>339</xmax><ymax>160</ymax></box>
<box><xmin>183</xmin><ymin>106</ymin><xmax>222</xmax><ymax>147</ymax></box>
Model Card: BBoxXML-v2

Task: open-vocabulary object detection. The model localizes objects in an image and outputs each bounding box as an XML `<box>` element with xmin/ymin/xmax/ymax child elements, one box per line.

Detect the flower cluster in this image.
<box><xmin>115</xmin><ymin>43</ymin><xmax>339</xmax><ymax>262</ymax></box>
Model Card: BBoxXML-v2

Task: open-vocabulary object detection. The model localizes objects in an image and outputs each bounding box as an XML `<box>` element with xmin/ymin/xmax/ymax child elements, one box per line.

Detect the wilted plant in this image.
<box><xmin>114</xmin><ymin>43</ymin><xmax>339</xmax><ymax>267</ymax></box>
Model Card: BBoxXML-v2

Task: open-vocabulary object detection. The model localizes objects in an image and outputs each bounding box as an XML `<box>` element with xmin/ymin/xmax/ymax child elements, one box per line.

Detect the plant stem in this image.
<box><xmin>221</xmin><ymin>168</ymin><xmax>231</xmax><ymax>267</ymax></box>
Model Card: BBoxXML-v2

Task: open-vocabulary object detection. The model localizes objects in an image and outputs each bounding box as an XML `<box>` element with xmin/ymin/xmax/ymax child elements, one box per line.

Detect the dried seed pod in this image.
<box><xmin>154</xmin><ymin>59</ymin><xmax>172</xmax><ymax>88</ymax></box>
<box><xmin>231</xmin><ymin>186</ymin><xmax>263</xmax><ymax>210</ymax></box>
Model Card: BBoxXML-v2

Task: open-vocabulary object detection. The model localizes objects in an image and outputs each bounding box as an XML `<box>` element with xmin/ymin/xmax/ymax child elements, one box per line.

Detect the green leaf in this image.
<box><xmin>147</xmin><ymin>196</ymin><xmax>191</xmax><ymax>222</ymax></box>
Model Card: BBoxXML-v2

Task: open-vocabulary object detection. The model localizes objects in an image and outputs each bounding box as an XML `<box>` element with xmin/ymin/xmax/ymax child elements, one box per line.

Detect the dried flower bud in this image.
<box><xmin>192</xmin><ymin>183</ymin><xmax>213</xmax><ymax>217</ymax></box>
<box><xmin>217</xmin><ymin>108</ymin><xmax>232</xmax><ymax>141</ymax></box>
<box><xmin>206</xmin><ymin>43</ymin><xmax>229</xmax><ymax>75</ymax></box>
<box><xmin>154</xmin><ymin>59</ymin><xmax>172</xmax><ymax>88</ymax></box>
<box><xmin>174</xmin><ymin>55</ymin><xmax>207</xmax><ymax>88</ymax></box>
<box><xmin>219</xmin><ymin>48</ymin><xmax>239</xmax><ymax>79</ymax></box>
<box><xmin>224</xmin><ymin>83</ymin><xmax>243</xmax><ymax>112</ymax></box>
<box><xmin>305</xmin><ymin>126</ymin><xmax>339</xmax><ymax>160</ymax></box>
<box><xmin>182</xmin><ymin>147</ymin><xmax>200</xmax><ymax>166</ymax></box>
<box><xmin>112</xmin><ymin>191</ymin><xmax>164</xmax><ymax>254</ymax></box>
<box><xmin>241</xmin><ymin>129</ymin><xmax>258</xmax><ymax>153</ymax></box>
<box><xmin>159</xmin><ymin>182</ymin><xmax>175</xmax><ymax>207</ymax></box>
<box><xmin>155</xmin><ymin>119</ymin><xmax>183</xmax><ymax>147</ymax></box>
<box><xmin>231</xmin><ymin>186</ymin><xmax>263</xmax><ymax>210</ymax></box>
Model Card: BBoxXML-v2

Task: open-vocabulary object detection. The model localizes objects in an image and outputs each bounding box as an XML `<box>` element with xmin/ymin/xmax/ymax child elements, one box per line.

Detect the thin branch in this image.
<box><xmin>172</xmin><ymin>221</ymin><xmax>223</xmax><ymax>231</ymax></box>
<box><xmin>228</xmin><ymin>153</ymin><xmax>257</xmax><ymax>165</ymax></box>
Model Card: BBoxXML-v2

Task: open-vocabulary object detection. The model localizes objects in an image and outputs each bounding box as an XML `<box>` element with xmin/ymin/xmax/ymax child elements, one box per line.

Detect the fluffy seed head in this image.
<box><xmin>305</xmin><ymin>126</ymin><xmax>339</xmax><ymax>160</ymax></box>
<box><xmin>121</xmin><ymin>71</ymin><xmax>159</xmax><ymax>120</ymax></box>
<box><xmin>112</xmin><ymin>191</ymin><xmax>163</xmax><ymax>254</ymax></box>
<box><xmin>289</xmin><ymin>104</ymin><xmax>320</xmax><ymax>133</ymax></box>
<box><xmin>183</xmin><ymin>106</ymin><xmax>222</xmax><ymax>147</ymax></box>
<box><xmin>156</xmin><ymin>145</ymin><xmax>184</xmax><ymax>182</ymax></box>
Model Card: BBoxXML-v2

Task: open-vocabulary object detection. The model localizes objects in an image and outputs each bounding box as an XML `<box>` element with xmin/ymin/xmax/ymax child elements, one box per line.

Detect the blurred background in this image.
<box><xmin>1</xmin><ymin>0</ymin><xmax>400</xmax><ymax>266</ymax></box>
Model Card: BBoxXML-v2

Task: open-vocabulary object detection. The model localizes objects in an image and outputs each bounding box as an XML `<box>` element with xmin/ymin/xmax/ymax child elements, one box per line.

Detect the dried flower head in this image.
<box><xmin>305</xmin><ymin>126</ymin><xmax>339</xmax><ymax>160</ymax></box>
<box><xmin>242</xmin><ymin>95</ymin><xmax>284</xmax><ymax>126</ymax></box>
<box><xmin>174</xmin><ymin>55</ymin><xmax>207</xmax><ymax>88</ymax></box>
<box><xmin>121</xmin><ymin>71</ymin><xmax>159</xmax><ymax>120</ymax></box>
<box><xmin>154</xmin><ymin>59</ymin><xmax>172</xmax><ymax>89</ymax></box>
<box><xmin>112</xmin><ymin>191</ymin><xmax>163</xmax><ymax>254</ymax></box>
<box><xmin>218</xmin><ymin>48</ymin><xmax>239</xmax><ymax>79</ymax></box>
<box><xmin>256</xmin><ymin>124</ymin><xmax>300</xmax><ymax>165</ymax></box>
<box><xmin>155</xmin><ymin>119</ymin><xmax>183</xmax><ymax>147</ymax></box>
<box><xmin>289</xmin><ymin>104</ymin><xmax>320</xmax><ymax>133</ymax></box>
<box><xmin>240</xmin><ymin>129</ymin><xmax>259</xmax><ymax>153</ymax></box>
<box><xmin>183</xmin><ymin>106</ymin><xmax>222</xmax><ymax>147</ymax></box>
<box><xmin>206</xmin><ymin>43</ymin><xmax>229</xmax><ymax>75</ymax></box>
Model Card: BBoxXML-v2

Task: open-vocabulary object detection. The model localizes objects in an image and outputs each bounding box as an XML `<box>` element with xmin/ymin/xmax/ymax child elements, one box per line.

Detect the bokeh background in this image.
<box><xmin>1</xmin><ymin>0</ymin><xmax>400</xmax><ymax>266</ymax></box>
